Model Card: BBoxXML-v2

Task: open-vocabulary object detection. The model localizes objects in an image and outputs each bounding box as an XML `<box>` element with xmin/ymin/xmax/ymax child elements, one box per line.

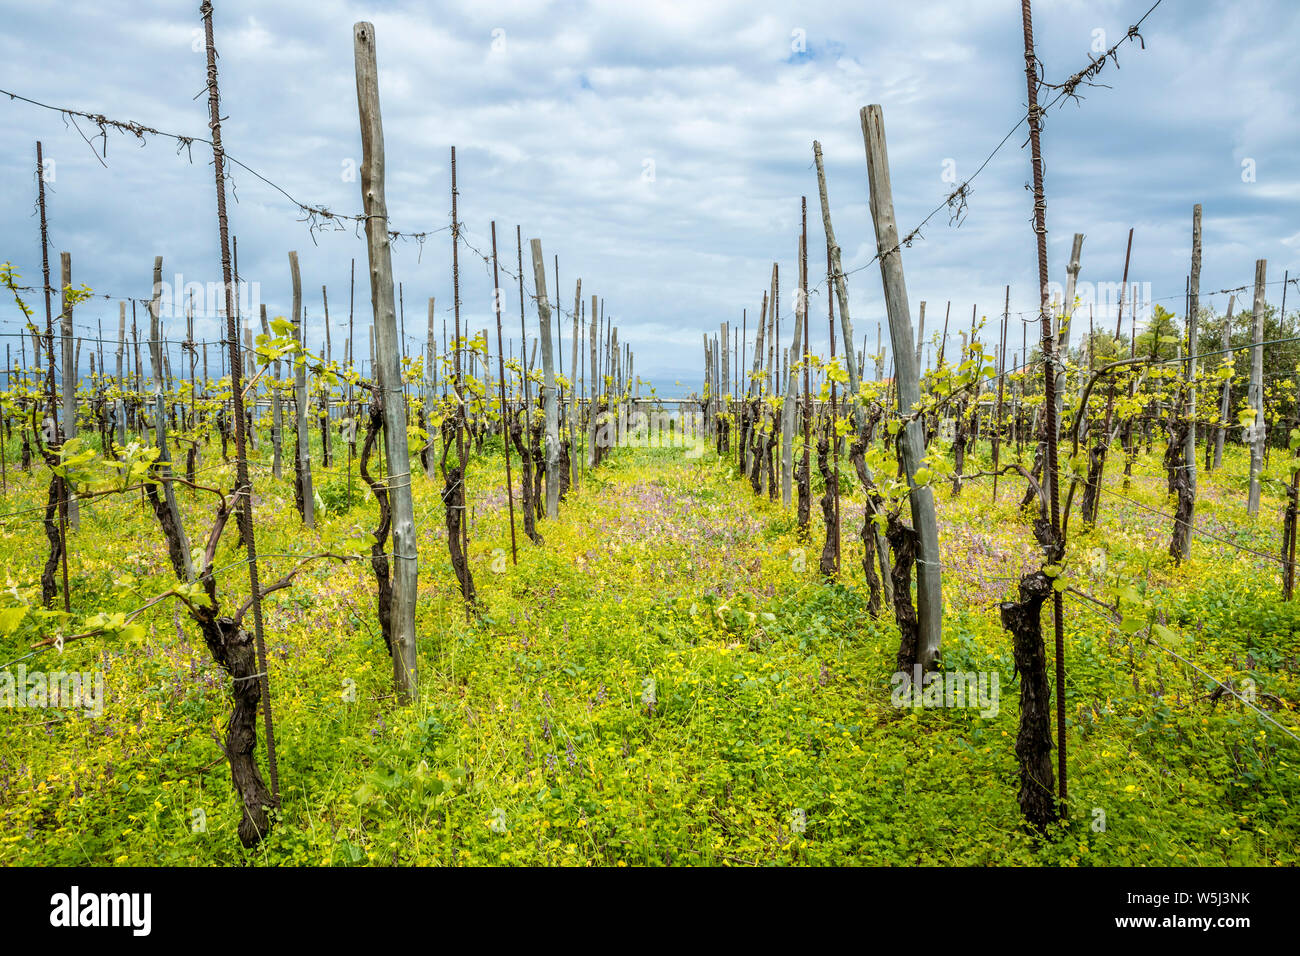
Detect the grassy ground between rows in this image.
<box><xmin>1</xmin><ymin>432</ymin><xmax>1297</xmax><ymax>865</ymax></box>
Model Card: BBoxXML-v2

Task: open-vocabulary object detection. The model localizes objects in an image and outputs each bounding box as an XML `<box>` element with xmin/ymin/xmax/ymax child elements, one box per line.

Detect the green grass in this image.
<box><xmin>1</xmin><ymin>429</ymin><xmax>1297</xmax><ymax>865</ymax></box>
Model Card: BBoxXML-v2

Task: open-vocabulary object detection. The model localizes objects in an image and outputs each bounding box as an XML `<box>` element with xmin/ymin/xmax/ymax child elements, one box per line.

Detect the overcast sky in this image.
<box><xmin>2</xmin><ymin>0</ymin><xmax>1297</xmax><ymax>393</ymax></box>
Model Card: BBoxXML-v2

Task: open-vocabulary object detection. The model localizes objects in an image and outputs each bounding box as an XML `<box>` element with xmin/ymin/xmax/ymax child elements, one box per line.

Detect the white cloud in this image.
<box><xmin>0</xmin><ymin>0</ymin><xmax>1296</xmax><ymax>388</ymax></box>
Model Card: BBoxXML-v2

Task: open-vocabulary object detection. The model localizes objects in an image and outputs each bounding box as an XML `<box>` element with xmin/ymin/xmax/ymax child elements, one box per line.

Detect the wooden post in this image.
<box><xmin>398</xmin><ymin>282</ymin><xmax>407</xmax><ymax>406</ymax></box>
<box><xmin>813</xmin><ymin>140</ymin><xmax>864</xmax><ymax>423</ymax></box>
<box><xmin>288</xmin><ymin>251</ymin><xmax>315</xmax><ymax>528</ymax></box>
<box><xmin>1177</xmin><ymin>204</ymin><xmax>1201</xmax><ymax>559</ymax></box>
<box><xmin>59</xmin><ymin>252</ymin><xmax>79</xmax><ymax>529</ymax></box>
<box><xmin>490</xmin><ymin>223</ymin><xmax>517</xmax><ymax>563</ymax></box>
<box><xmin>115</xmin><ymin>302</ymin><xmax>126</xmax><ymax>389</ymax></box>
<box><xmin>813</xmin><ymin>138</ymin><xmax>893</xmax><ymax>591</ymax></box>
<box><xmin>570</xmin><ymin>278</ymin><xmax>581</xmax><ymax>483</ymax></box>
<box><xmin>780</xmin><ymin>252</ymin><xmax>804</xmax><ymax>510</ymax></box>
<box><xmin>260</xmin><ymin>305</ymin><xmax>283</xmax><ymax>479</ymax></box>
<box><xmin>1057</xmin><ymin>235</ymin><xmax>1084</xmax><ymax>440</ymax></box>
<box><xmin>530</xmin><ymin>239</ymin><xmax>560</xmax><ymax>519</ymax></box>
<box><xmin>146</xmin><ymin>256</ymin><xmax>164</xmax><ymax>390</ymax></box>
<box><xmin>915</xmin><ymin>301</ymin><xmax>927</xmax><ymax>372</ymax></box>
<box><xmin>860</xmin><ymin>103</ymin><xmax>942</xmax><ymax>667</ymax></box>
<box><xmin>242</xmin><ymin>324</ymin><xmax>257</xmax><ymax>451</ymax></box>
<box><xmin>993</xmin><ymin>286</ymin><xmax>1009</xmax><ymax>501</ymax></box>
<box><xmin>323</xmin><ymin>285</ymin><xmax>333</xmax><ymax>365</ymax></box>
<box><xmin>1248</xmin><ymin>258</ymin><xmax>1267</xmax><ymax>515</ymax></box>
<box><xmin>747</xmin><ymin>286</ymin><xmax>769</xmax><ymax>481</ymax></box>
<box><xmin>426</xmin><ymin>297</ymin><xmax>436</xmax><ymax>409</ymax></box>
<box><xmin>319</xmin><ymin>286</ymin><xmax>332</xmax><ymax>467</ymax></box>
<box><xmin>870</xmin><ymin>324</ymin><xmax>879</xmax><ymax>382</ymax></box>
<box><xmin>702</xmin><ymin>335</ymin><xmax>712</xmax><ymax>433</ymax></box>
<box><xmin>587</xmin><ymin>292</ymin><xmax>599</xmax><ymax>466</ymax></box>
<box><xmin>355</xmin><ymin>21</ymin><xmax>418</xmax><ymax>700</ymax></box>
<box><xmin>1213</xmin><ymin>295</ymin><xmax>1235</xmax><ymax>470</ymax></box>
<box><xmin>720</xmin><ymin>320</ymin><xmax>729</xmax><ymax>450</ymax></box>
<box><xmin>768</xmin><ymin>266</ymin><xmax>777</xmax><ymax>399</ymax></box>
<box><xmin>800</xmin><ymin>197</ymin><xmax>812</xmax><ymax>534</ymax></box>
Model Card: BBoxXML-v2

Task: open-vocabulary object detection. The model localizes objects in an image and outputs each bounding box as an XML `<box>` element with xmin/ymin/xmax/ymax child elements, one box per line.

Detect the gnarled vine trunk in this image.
<box><xmin>816</xmin><ymin>424</ymin><xmax>838</xmax><ymax>578</ymax></box>
<box><xmin>999</xmin><ymin>570</ymin><xmax>1058</xmax><ymax>833</ymax></box>
<box><xmin>887</xmin><ymin>515</ymin><xmax>920</xmax><ymax>674</ymax></box>
<box><xmin>509</xmin><ymin>411</ymin><xmax>542</xmax><ymax>546</ymax></box>
<box><xmin>359</xmin><ymin>397</ymin><xmax>393</xmax><ymax>653</ymax></box>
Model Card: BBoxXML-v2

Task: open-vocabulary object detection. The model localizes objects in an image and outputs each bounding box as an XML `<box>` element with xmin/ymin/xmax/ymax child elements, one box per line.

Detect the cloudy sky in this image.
<box><xmin>1</xmin><ymin>0</ymin><xmax>1297</xmax><ymax>393</ymax></box>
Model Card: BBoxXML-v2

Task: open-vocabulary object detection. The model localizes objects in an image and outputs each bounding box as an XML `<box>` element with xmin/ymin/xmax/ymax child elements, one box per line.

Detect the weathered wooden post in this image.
<box><xmin>814</xmin><ymin>139</ymin><xmax>894</xmax><ymax>595</ymax></box>
<box><xmin>993</xmin><ymin>287</ymin><xmax>1009</xmax><ymax>500</ymax></box>
<box><xmin>798</xmin><ymin>198</ymin><xmax>813</xmax><ymax>534</ymax></box>
<box><xmin>115</xmin><ymin>303</ymin><xmax>126</xmax><ymax>388</ymax></box>
<box><xmin>320</xmin><ymin>285</ymin><xmax>332</xmax><ymax>467</ymax></box>
<box><xmin>812</xmin><ymin>141</ymin><xmax>866</xmax><ymax>414</ymax></box>
<box><xmin>1057</xmin><ymin>234</ymin><xmax>1084</xmax><ymax>441</ymax></box>
<box><xmin>587</xmin><ymin>292</ymin><xmax>599</xmax><ymax>466</ymax></box>
<box><xmin>915</xmin><ymin>301</ymin><xmax>926</xmax><ymax>370</ymax></box>
<box><xmin>1247</xmin><ymin>258</ymin><xmax>1267</xmax><ymax>515</ymax></box>
<box><xmin>860</xmin><ymin>104</ymin><xmax>942</xmax><ymax>668</ymax></box>
<box><xmin>720</xmin><ymin>320</ymin><xmax>729</xmax><ymax>452</ymax></box>
<box><xmin>425</xmin><ymin>297</ymin><xmax>436</xmax><ymax>407</ymax></box>
<box><xmin>781</xmin><ymin>238</ymin><xmax>803</xmax><ymax>510</ymax></box>
<box><xmin>530</xmin><ymin>239</ymin><xmax>561</xmax><ymax>519</ymax></box>
<box><xmin>59</xmin><ymin>253</ymin><xmax>79</xmax><ymax>529</ymax></box>
<box><xmin>288</xmin><ymin>251</ymin><xmax>315</xmax><ymax>528</ymax></box>
<box><xmin>242</xmin><ymin>324</ymin><xmax>257</xmax><ymax>451</ymax></box>
<box><xmin>1173</xmin><ymin>205</ymin><xmax>1201</xmax><ymax>560</ymax></box>
<box><xmin>570</xmin><ymin>278</ymin><xmax>581</xmax><ymax>483</ymax></box>
<box><xmin>259</xmin><ymin>305</ymin><xmax>283</xmax><ymax>479</ymax></box>
<box><xmin>355</xmin><ymin>20</ymin><xmax>418</xmax><ymax>700</ymax></box>
<box><xmin>1212</xmin><ymin>295</ymin><xmax>1235</xmax><ymax>470</ymax></box>
<box><xmin>490</xmin><ymin>223</ymin><xmax>518</xmax><ymax>564</ymax></box>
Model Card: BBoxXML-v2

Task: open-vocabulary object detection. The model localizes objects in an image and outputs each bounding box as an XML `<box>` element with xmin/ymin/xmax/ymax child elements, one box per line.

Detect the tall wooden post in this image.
<box><xmin>1176</xmin><ymin>205</ymin><xmax>1201</xmax><ymax>560</ymax></box>
<box><xmin>720</xmin><ymin>321</ymin><xmax>729</xmax><ymax>451</ymax></box>
<box><xmin>1213</xmin><ymin>295</ymin><xmax>1235</xmax><ymax>470</ymax></box>
<box><xmin>490</xmin><ymin>224</ymin><xmax>517</xmax><ymax>563</ymax></box>
<box><xmin>587</xmin><ymin>292</ymin><xmax>599</xmax><ymax>466</ymax></box>
<box><xmin>288</xmin><ymin>251</ymin><xmax>315</xmax><ymax>528</ymax></box>
<box><xmin>812</xmin><ymin>140</ymin><xmax>863</xmax><ymax>425</ymax></box>
<box><xmin>781</xmin><ymin>236</ymin><xmax>803</xmax><ymax>509</ymax></box>
<box><xmin>1248</xmin><ymin>259</ymin><xmax>1267</xmax><ymax>515</ymax></box>
<box><xmin>781</xmin><ymin>255</ymin><xmax>804</xmax><ymax>508</ymax></box>
<box><xmin>813</xmin><ymin>139</ymin><xmax>892</xmax><ymax>590</ymax></box>
<box><xmin>260</xmin><ymin>305</ymin><xmax>283</xmax><ymax>479</ymax></box>
<box><xmin>242</xmin><ymin>323</ymin><xmax>257</xmax><ymax>451</ymax></box>
<box><xmin>59</xmin><ymin>252</ymin><xmax>80</xmax><ymax>529</ymax></box>
<box><xmin>531</xmin><ymin>239</ymin><xmax>560</xmax><ymax>519</ymax></box>
<box><xmin>860</xmin><ymin>104</ymin><xmax>942</xmax><ymax>667</ymax></box>
<box><xmin>426</xmin><ymin>297</ymin><xmax>436</xmax><ymax>409</ymax></box>
<box><xmin>115</xmin><ymin>303</ymin><xmax>126</xmax><ymax>390</ymax></box>
<box><xmin>1057</xmin><ymin>235</ymin><xmax>1084</xmax><ymax>440</ymax></box>
<box><xmin>915</xmin><ymin>301</ymin><xmax>926</xmax><ymax>371</ymax></box>
<box><xmin>570</xmin><ymin>278</ymin><xmax>581</xmax><ymax>483</ymax></box>
<box><xmin>355</xmin><ymin>21</ymin><xmax>418</xmax><ymax>700</ymax></box>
